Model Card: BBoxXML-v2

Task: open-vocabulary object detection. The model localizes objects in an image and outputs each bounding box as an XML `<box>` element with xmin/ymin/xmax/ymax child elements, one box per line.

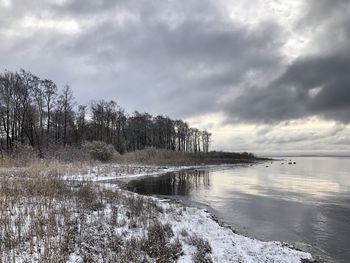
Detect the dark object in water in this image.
<box><xmin>288</xmin><ymin>162</ymin><xmax>293</xmax><ymax>165</ymax></box>
<box><xmin>293</xmin><ymin>162</ymin><xmax>296</xmax><ymax>164</ymax></box>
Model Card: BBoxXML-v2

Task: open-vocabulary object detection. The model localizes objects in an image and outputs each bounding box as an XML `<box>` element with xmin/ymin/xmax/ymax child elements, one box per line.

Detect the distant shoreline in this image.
<box><xmin>258</xmin><ymin>153</ymin><xmax>350</xmax><ymax>158</ymax></box>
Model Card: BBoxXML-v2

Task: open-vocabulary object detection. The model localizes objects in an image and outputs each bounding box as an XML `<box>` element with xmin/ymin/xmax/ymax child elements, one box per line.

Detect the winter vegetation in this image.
<box><xmin>0</xmin><ymin>69</ymin><xmax>211</xmax><ymax>157</ymax></box>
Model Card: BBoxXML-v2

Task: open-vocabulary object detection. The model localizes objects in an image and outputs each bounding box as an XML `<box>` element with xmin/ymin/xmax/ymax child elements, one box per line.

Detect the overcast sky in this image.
<box><xmin>1</xmin><ymin>0</ymin><xmax>350</xmax><ymax>154</ymax></box>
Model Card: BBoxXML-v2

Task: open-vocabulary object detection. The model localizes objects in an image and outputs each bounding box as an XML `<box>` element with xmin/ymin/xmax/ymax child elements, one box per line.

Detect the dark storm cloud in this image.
<box><xmin>225</xmin><ymin>47</ymin><xmax>350</xmax><ymax>123</ymax></box>
<box><xmin>225</xmin><ymin>1</ymin><xmax>350</xmax><ymax>124</ymax></box>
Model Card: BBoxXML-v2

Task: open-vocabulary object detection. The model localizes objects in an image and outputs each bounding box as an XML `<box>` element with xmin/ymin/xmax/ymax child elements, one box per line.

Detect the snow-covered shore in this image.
<box><xmin>0</xmin><ymin>163</ymin><xmax>314</xmax><ymax>262</ymax></box>
<box><xmin>62</xmin><ymin>163</ymin><xmax>313</xmax><ymax>262</ymax></box>
<box><xmin>157</xmin><ymin>198</ymin><xmax>313</xmax><ymax>263</ymax></box>
<box><xmin>62</xmin><ymin>163</ymin><xmax>246</xmax><ymax>182</ymax></box>
<box><xmin>62</xmin><ymin>164</ymin><xmax>193</xmax><ymax>182</ymax></box>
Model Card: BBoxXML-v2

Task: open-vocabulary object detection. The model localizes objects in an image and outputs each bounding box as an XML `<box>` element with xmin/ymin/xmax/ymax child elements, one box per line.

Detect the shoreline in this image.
<box><xmin>72</xmin><ymin>162</ymin><xmax>314</xmax><ymax>262</ymax></box>
<box><xmin>61</xmin><ymin>161</ymin><xmax>266</xmax><ymax>183</ymax></box>
<box><xmin>0</xmin><ymin>160</ymin><xmax>315</xmax><ymax>262</ymax></box>
<box><xmin>119</xmin><ymin>186</ymin><xmax>314</xmax><ymax>263</ymax></box>
<box><xmin>118</xmin><ymin>168</ymin><xmax>317</xmax><ymax>262</ymax></box>
<box><xmin>157</xmin><ymin>195</ymin><xmax>318</xmax><ymax>263</ymax></box>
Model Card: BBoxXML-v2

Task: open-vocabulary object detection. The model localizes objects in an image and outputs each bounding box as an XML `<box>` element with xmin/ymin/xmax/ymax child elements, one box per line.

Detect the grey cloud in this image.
<box><xmin>224</xmin><ymin>47</ymin><xmax>350</xmax><ymax>123</ymax></box>
<box><xmin>224</xmin><ymin>1</ymin><xmax>350</xmax><ymax>124</ymax></box>
<box><xmin>1</xmin><ymin>0</ymin><xmax>282</xmax><ymax>118</ymax></box>
<box><xmin>302</xmin><ymin>0</ymin><xmax>350</xmax><ymax>24</ymax></box>
<box><xmin>254</xmin><ymin>123</ymin><xmax>345</xmax><ymax>145</ymax></box>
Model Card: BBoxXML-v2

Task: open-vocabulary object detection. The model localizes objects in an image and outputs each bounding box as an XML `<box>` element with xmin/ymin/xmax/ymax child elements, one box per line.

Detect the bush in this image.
<box><xmin>83</xmin><ymin>141</ymin><xmax>115</xmax><ymax>161</ymax></box>
<box><xmin>188</xmin><ymin>235</ymin><xmax>212</xmax><ymax>263</ymax></box>
<box><xmin>45</xmin><ymin>145</ymin><xmax>91</xmax><ymax>162</ymax></box>
<box><xmin>141</xmin><ymin>221</ymin><xmax>182</xmax><ymax>261</ymax></box>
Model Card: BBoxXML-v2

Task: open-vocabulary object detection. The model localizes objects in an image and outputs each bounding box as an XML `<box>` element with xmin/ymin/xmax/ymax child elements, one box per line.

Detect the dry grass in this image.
<box><xmin>1</xmin><ymin>145</ymin><xmax>257</xmax><ymax>171</ymax></box>
<box><xmin>0</xmin><ymin>145</ymin><xmax>100</xmax><ymax>180</ymax></box>
<box><xmin>188</xmin><ymin>235</ymin><xmax>213</xmax><ymax>263</ymax></box>
<box><xmin>0</xmin><ymin>145</ymin><xmax>91</xmax><ymax>167</ymax></box>
<box><xmin>140</xmin><ymin>221</ymin><xmax>183</xmax><ymax>262</ymax></box>
<box><xmin>117</xmin><ymin>147</ymin><xmax>257</xmax><ymax>166</ymax></box>
<box><xmin>0</xmin><ymin>159</ymin><xmax>93</xmax><ymax>180</ymax></box>
<box><xmin>0</xmin><ymin>172</ymin><xmax>185</xmax><ymax>262</ymax></box>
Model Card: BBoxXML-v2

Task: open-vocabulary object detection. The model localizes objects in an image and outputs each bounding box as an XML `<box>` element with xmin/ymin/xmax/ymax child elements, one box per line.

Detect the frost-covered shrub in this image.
<box><xmin>142</xmin><ymin>221</ymin><xmax>182</xmax><ymax>261</ymax></box>
<box><xmin>77</xmin><ymin>184</ymin><xmax>104</xmax><ymax>211</ymax></box>
<box><xmin>188</xmin><ymin>235</ymin><xmax>213</xmax><ymax>263</ymax></box>
<box><xmin>180</xmin><ymin>228</ymin><xmax>189</xmax><ymax>237</ymax></box>
<box><xmin>83</xmin><ymin>141</ymin><xmax>115</xmax><ymax>161</ymax></box>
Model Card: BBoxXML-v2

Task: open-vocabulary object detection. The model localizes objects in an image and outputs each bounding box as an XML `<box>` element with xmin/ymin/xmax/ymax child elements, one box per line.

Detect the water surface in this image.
<box><xmin>124</xmin><ymin>157</ymin><xmax>350</xmax><ymax>262</ymax></box>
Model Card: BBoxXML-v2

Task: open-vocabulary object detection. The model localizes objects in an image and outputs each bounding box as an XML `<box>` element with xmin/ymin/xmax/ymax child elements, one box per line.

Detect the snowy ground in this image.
<box><xmin>158</xmin><ymin>199</ymin><xmax>313</xmax><ymax>263</ymax></box>
<box><xmin>0</xmin><ymin>163</ymin><xmax>314</xmax><ymax>262</ymax></box>
<box><xmin>62</xmin><ymin>164</ymin><xmax>194</xmax><ymax>182</ymax></box>
<box><xmin>61</xmin><ymin>163</ymin><xmax>246</xmax><ymax>182</ymax></box>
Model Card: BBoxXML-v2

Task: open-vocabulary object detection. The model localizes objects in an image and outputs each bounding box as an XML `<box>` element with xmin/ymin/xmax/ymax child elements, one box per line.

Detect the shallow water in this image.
<box><xmin>124</xmin><ymin>157</ymin><xmax>350</xmax><ymax>263</ymax></box>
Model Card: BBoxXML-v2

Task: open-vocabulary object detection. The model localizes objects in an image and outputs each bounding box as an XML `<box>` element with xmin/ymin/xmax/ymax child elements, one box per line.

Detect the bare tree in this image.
<box><xmin>59</xmin><ymin>85</ymin><xmax>74</xmax><ymax>146</ymax></box>
<box><xmin>41</xmin><ymin>79</ymin><xmax>57</xmax><ymax>147</ymax></box>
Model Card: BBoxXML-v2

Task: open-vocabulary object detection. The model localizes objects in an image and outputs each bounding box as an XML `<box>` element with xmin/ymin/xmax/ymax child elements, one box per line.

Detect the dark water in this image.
<box><xmin>123</xmin><ymin>157</ymin><xmax>350</xmax><ymax>263</ymax></box>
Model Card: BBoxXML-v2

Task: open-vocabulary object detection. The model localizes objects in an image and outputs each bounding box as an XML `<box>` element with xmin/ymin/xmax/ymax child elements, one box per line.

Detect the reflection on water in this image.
<box><xmin>124</xmin><ymin>157</ymin><xmax>350</xmax><ymax>263</ymax></box>
<box><xmin>127</xmin><ymin>170</ymin><xmax>211</xmax><ymax>196</ymax></box>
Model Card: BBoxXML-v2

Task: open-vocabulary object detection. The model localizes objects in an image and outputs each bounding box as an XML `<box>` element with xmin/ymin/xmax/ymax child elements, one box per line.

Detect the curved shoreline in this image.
<box><xmin>141</xmin><ymin>192</ymin><xmax>317</xmax><ymax>263</ymax></box>
<box><xmin>142</xmin><ymin>191</ymin><xmax>314</xmax><ymax>262</ymax></box>
<box><xmin>77</xmin><ymin>163</ymin><xmax>315</xmax><ymax>262</ymax></box>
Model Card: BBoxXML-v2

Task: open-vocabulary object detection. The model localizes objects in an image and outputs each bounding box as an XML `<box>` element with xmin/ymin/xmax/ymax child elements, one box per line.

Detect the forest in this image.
<box><xmin>0</xmin><ymin>69</ymin><xmax>212</xmax><ymax>157</ymax></box>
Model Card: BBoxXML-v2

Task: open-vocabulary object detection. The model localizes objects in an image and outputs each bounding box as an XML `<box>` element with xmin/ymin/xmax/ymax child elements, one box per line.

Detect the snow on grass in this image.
<box><xmin>62</xmin><ymin>164</ymin><xmax>189</xmax><ymax>182</ymax></box>
<box><xmin>0</xmin><ymin>166</ymin><xmax>314</xmax><ymax>262</ymax></box>
<box><xmin>61</xmin><ymin>163</ymin><xmax>245</xmax><ymax>182</ymax></box>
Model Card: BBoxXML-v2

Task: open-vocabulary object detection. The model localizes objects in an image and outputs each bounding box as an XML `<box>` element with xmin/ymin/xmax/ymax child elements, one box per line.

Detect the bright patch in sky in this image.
<box><xmin>0</xmin><ymin>0</ymin><xmax>11</xmax><ymax>7</ymax></box>
<box><xmin>22</xmin><ymin>16</ymin><xmax>80</xmax><ymax>34</ymax></box>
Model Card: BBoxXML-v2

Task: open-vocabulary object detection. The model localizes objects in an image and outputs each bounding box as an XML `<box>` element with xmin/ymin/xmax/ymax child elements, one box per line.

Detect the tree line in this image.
<box><xmin>0</xmin><ymin>69</ymin><xmax>211</xmax><ymax>156</ymax></box>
